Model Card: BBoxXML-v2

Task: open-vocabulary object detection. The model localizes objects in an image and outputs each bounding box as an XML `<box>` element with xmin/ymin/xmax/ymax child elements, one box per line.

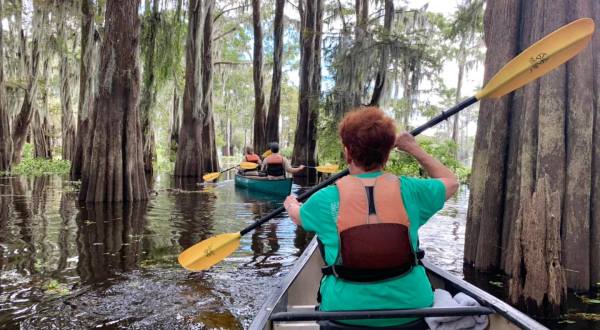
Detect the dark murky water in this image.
<box><xmin>1</xmin><ymin>174</ymin><xmax>597</xmax><ymax>329</ymax></box>
<box><xmin>1</xmin><ymin>174</ymin><xmax>312</xmax><ymax>329</ymax></box>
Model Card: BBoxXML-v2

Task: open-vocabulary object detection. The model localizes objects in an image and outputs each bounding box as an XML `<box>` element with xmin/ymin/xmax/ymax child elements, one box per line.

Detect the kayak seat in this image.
<box><xmin>317</xmin><ymin>319</ymin><xmax>427</xmax><ymax>330</ymax></box>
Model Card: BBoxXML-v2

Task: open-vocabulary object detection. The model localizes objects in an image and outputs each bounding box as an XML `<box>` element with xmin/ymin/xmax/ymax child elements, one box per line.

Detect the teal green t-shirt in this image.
<box><xmin>299</xmin><ymin>171</ymin><xmax>446</xmax><ymax>327</ymax></box>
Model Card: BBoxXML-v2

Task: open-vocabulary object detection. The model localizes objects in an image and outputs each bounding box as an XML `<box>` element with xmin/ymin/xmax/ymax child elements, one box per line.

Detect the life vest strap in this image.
<box><xmin>321</xmin><ymin>249</ymin><xmax>425</xmax><ymax>282</ymax></box>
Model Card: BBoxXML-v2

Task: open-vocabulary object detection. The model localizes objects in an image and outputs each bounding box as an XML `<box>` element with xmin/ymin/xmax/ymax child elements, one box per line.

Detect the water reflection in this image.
<box><xmin>235</xmin><ymin>188</ymin><xmax>283</xmax><ymax>273</ymax></box>
<box><xmin>55</xmin><ymin>190</ymin><xmax>76</xmax><ymax>277</ymax></box>
<box><xmin>11</xmin><ymin>177</ymin><xmax>36</xmax><ymax>276</ymax></box>
<box><xmin>76</xmin><ymin>203</ymin><xmax>147</xmax><ymax>284</ymax></box>
<box><xmin>171</xmin><ymin>177</ymin><xmax>217</xmax><ymax>250</ymax></box>
<box><xmin>0</xmin><ymin>175</ymin><xmax>490</xmax><ymax>329</ymax></box>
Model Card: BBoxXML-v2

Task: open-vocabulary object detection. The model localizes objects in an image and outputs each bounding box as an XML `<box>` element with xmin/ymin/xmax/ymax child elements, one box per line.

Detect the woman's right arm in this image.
<box><xmin>395</xmin><ymin>132</ymin><xmax>459</xmax><ymax>199</ymax></box>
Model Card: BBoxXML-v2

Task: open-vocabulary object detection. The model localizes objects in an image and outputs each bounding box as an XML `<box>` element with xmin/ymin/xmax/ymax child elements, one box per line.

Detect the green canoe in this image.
<box><xmin>234</xmin><ymin>173</ymin><xmax>293</xmax><ymax>196</ymax></box>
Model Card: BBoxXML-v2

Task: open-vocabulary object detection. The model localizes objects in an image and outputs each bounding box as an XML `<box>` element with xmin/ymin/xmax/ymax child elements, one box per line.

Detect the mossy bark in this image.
<box><xmin>292</xmin><ymin>0</ymin><xmax>322</xmax><ymax>183</ymax></box>
<box><xmin>32</xmin><ymin>58</ymin><xmax>52</xmax><ymax>159</ymax></box>
<box><xmin>174</xmin><ymin>0</ymin><xmax>212</xmax><ymax>178</ymax></box>
<box><xmin>265</xmin><ymin>0</ymin><xmax>285</xmax><ymax>144</ymax></box>
<box><xmin>200</xmin><ymin>0</ymin><xmax>218</xmax><ymax>173</ymax></box>
<box><xmin>467</xmin><ymin>0</ymin><xmax>600</xmax><ymax>314</ymax></box>
<box><xmin>140</xmin><ymin>0</ymin><xmax>160</xmax><ymax>175</ymax></box>
<box><xmin>0</xmin><ymin>0</ymin><xmax>12</xmax><ymax>171</ymax></box>
<box><xmin>79</xmin><ymin>0</ymin><xmax>148</xmax><ymax>202</ymax></box>
<box><xmin>72</xmin><ymin>0</ymin><xmax>97</xmax><ymax>180</ymax></box>
<box><xmin>12</xmin><ymin>7</ymin><xmax>44</xmax><ymax>164</ymax></box>
<box><xmin>251</xmin><ymin>0</ymin><xmax>267</xmax><ymax>153</ymax></box>
<box><xmin>58</xmin><ymin>3</ymin><xmax>76</xmax><ymax>163</ymax></box>
<box><xmin>591</xmin><ymin>0</ymin><xmax>600</xmax><ymax>287</ymax></box>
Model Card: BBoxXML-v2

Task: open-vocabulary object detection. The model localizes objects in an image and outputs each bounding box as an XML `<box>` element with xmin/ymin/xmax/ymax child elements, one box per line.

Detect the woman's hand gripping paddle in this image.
<box><xmin>179</xmin><ymin>18</ymin><xmax>595</xmax><ymax>272</ymax></box>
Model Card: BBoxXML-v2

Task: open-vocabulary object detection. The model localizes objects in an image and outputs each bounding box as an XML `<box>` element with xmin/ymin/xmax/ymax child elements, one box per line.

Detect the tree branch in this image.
<box><xmin>213</xmin><ymin>26</ymin><xmax>237</xmax><ymax>42</ymax></box>
<box><xmin>286</xmin><ymin>0</ymin><xmax>298</xmax><ymax>10</ymax></box>
<box><xmin>214</xmin><ymin>4</ymin><xmax>247</xmax><ymax>23</ymax></box>
<box><xmin>214</xmin><ymin>61</ymin><xmax>252</xmax><ymax>66</ymax></box>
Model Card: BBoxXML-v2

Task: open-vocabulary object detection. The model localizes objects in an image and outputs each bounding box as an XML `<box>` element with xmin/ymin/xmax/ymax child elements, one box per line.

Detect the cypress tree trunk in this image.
<box><xmin>591</xmin><ymin>0</ymin><xmax>600</xmax><ymax>287</ymax></box>
<box><xmin>12</xmin><ymin>7</ymin><xmax>44</xmax><ymax>164</ymax></box>
<box><xmin>464</xmin><ymin>0</ymin><xmax>519</xmax><ymax>272</ymax></box>
<box><xmin>0</xmin><ymin>0</ymin><xmax>12</xmax><ymax>171</ymax></box>
<box><xmin>292</xmin><ymin>0</ymin><xmax>321</xmax><ymax>181</ymax></box>
<box><xmin>369</xmin><ymin>0</ymin><xmax>393</xmax><ymax>106</ymax></box>
<box><xmin>265</xmin><ymin>0</ymin><xmax>285</xmax><ymax>144</ymax></box>
<box><xmin>174</xmin><ymin>0</ymin><xmax>205</xmax><ymax>178</ymax></box>
<box><xmin>170</xmin><ymin>86</ymin><xmax>180</xmax><ymax>153</ymax></box>
<box><xmin>72</xmin><ymin>0</ymin><xmax>97</xmax><ymax>180</ymax></box>
<box><xmin>79</xmin><ymin>0</ymin><xmax>147</xmax><ymax>202</ymax></box>
<box><xmin>32</xmin><ymin>57</ymin><xmax>52</xmax><ymax>159</ymax></box>
<box><xmin>252</xmin><ymin>0</ymin><xmax>267</xmax><ymax>152</ymax></box>
<box><xmin>200</xmin><ymin>0</ymin><xmax>218</xmax><ymax>172</ymax></box>
<box><xmin>140</xmin><ymin>0</ymin><xmax>160</xmax><ymax>175</ymax></box>
<box><xmin>466</xmin><ymin>0</ymin><xmax>600</xmax><ymax>314</ymax></box>
<box><xmin>58</xmin><ymin>4</ymin><xmax>76</xmax><ymax>162</ymax></box>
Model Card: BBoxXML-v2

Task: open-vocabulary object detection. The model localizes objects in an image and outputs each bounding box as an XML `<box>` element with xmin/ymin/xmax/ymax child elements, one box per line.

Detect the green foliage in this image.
<box><xmin>154</xmin><ymin>137</ymin><xmax>175</xmax><ymax>174</ymax></box>
<box><xmin>386</xmin><ymin>137</ymin><xmax>470</xmax><ymax>183</ymax></box>
<box><xmin>3</xmin><ymin>144</ymin><xmax>70</xmax><ymax>176</ymax></box>
<box><xmin>11</xmin><ymin>158</ymin><xmax>71</xmax><ymax>176</ymax></box>
<box><xmin>22</xmin><ymin>143</ymin><xmax>34</xmax><ymax>160</ymax></box>
<box><xmin>42</xmin><ymin>279</ymin><xmax>70</xmax><ymax>296</ymax></box>
<box><xmin>317</xmin><ymin>110</ymin><xmax>343</xmax><ymax>165</ymax></box>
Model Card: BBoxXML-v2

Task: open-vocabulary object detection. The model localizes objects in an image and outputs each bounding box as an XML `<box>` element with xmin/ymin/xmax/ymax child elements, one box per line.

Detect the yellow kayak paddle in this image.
<box><xmin>202</xmin><ymin>162</ymin><xmax>262</xmax><ymax>182</ymax></box>
<box><xmin>179</xmin><ymin>18</ymin><xmax>595</xmax><ymax>272</ymax></box>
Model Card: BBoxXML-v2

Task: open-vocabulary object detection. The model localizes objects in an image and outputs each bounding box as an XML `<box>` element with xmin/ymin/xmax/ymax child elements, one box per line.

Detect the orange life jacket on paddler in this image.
<box><xmin>244</xmin><ymin>153</ymin><xmax>260</xmax><ymax>163</ymax></box>
<box><xmin>320</xmin><ymin>173</ymin><xmax>419</xmax><ymax>282</ymax></box>
<box><xmin>264</xmin><ymin>154</ymin><xmax>285</xmax><ymax>177</ymax></box>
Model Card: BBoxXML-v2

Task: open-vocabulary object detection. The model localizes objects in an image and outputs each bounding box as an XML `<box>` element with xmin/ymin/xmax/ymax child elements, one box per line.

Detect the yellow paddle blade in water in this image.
<box><xmin>239</xmin><ymin>162</ymin><xmax>259</xmax><ymax>170</ymax></box>
<box><xmin>476</xmin><ymin>18</ymin><xmax>594</xmax><ymax>100</ymax></box>
<box><xmin>202</xmin><ymin>172</ymin><xmax>221</xmax><ymax>182</ymax></box>
<box><xmin>315</xmin><ymin>164</ymin><xmax>339</xmax><ymax>173</ymax></box>
<box><xmin>178</xmin><ymin>232</ymin><xmax>242</xmax><ymax>271</ymax></box>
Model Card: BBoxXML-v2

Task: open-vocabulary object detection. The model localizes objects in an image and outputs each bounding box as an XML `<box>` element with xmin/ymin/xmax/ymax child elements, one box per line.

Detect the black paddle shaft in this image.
<box><xmin>270</xmin><ymin>306</ymin><xmax>494</xmax><ymax>321</ymax></box>
<box><xmin>220</xmin><ymin>164</ymin><xmax>239</xmax><ymax>174</ymax></box>
<box><xmin>240</xmin><ymin>95</ymin><xmax>478</xmax><ymax>236</ymax></box>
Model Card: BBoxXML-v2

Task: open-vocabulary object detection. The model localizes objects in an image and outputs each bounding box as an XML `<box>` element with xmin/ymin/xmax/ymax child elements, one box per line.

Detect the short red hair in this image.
<box><xmin>339</xmin><ymin>107</ymin><xmax>396</xmax><ymax>170</ymax></box>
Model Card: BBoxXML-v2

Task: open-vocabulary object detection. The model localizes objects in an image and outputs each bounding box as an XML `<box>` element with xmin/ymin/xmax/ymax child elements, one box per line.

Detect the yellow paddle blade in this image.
<box><xmin>476</xmin><ymin>18</ymin><xmax>594</xmax><ymax>100</ymax></box>
<box><xmin>239</xmin><ymin>162</ymin><xmax>259</xmax><ymax>170</ymax></box>
<box><xmin>262</xmin><ymin>150</ymin><xmax>272</xmax><ymax>158</ymax></box>
<box><xmin>178</xmin><ymin>232</ymin><xmax>242</xmax><ymax>271</ymax></box>
<box><xmin>202</xmin><ymin>172</ymin><xmax>221</xmax><ymax>182</ymax></box>
<box><xmin>316</xmin><ymin>164</ymin><xmax>339</xmax><ymax>173</ymax></box>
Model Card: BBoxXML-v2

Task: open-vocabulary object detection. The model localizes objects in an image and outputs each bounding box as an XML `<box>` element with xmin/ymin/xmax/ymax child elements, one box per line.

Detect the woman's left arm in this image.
<box><xmin>284</xmin><ymin>196</ymin><xmax>302</xmax><ymax>225</ymax></box>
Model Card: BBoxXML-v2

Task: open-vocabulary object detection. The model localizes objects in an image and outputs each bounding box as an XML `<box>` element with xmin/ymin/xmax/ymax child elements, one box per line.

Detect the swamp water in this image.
<box><xmin>0</xmin><ymin>174</ymin><xmax>597</xmax><ymax>329</ymax></box>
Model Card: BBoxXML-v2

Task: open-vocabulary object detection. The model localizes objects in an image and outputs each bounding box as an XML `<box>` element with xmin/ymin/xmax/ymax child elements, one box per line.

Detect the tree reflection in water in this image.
<box><xmin>0</xmin><ymin>177</ymin><xmax>11</xmax><ymax>281</ymax></box>
<box><xmin>171</xmin><ymin>177</ymin><xmax>217</xmax><ymax>250</ymax></box>
<box><xmin>76</xmin><ymin>202</ymin><xmax>147</xmax><ymax>284</ymax></box>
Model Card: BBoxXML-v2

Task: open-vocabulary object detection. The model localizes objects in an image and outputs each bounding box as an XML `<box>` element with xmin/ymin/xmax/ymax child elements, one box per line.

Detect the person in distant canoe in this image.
<box><xmin>283</xmin><ymin>107</ymin><xmax>458</xmax><ymax>329</ymax></box>
<box><xmin>240</xmin><ymin>146</ymin><xmax>262</xmax><ymax>176</ymax></box>
<box><xmin>261</xmin><ymin>142</ymin><xmax>305</xmax><ymax>179</ymax></box>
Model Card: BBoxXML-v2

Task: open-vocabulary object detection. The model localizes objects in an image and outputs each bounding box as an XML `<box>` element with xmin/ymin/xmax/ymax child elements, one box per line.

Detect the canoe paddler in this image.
<box><xmin>262</xmin><ymin>142</ymin><xmax>305</xmax><ymax>179</ymax></box>
<box><xmin>283</xmin><ymin>107</ymin><xmax>458</xmax><ymax>328</ymax></box>
<box><xmin>240</xmin><ymin>146</ymin><xmax>262</xmax><ymax>176</ymax></box>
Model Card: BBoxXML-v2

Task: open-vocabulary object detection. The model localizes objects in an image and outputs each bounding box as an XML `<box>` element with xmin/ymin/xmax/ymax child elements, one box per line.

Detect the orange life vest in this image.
<box><xmin>244</xmin><ymin>153</ymin><xmax>260</xmax><ymax>163</ymax></box>
<box><xmin>321</xmin><ymin>173</ymin><xmax>417</xmax><ymax>282</ymax></box>
<box><xmin>264</xmin><ymin>154</ymin><xmax>285</xmax><ymax>177</ymax></box>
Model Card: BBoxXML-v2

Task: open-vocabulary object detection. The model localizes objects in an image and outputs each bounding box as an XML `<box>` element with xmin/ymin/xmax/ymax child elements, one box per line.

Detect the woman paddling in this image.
<box><xmin>240</xmin><ymin>146</ymin><xmax>262</xmax><ymax>176</ymax></box>
<box><xmin>284</xmin><ymin>107</ymin><xmax>458</xmax><ymax>329</ymax></box>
